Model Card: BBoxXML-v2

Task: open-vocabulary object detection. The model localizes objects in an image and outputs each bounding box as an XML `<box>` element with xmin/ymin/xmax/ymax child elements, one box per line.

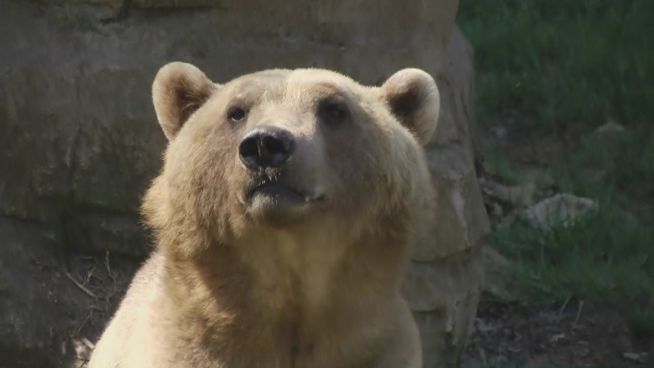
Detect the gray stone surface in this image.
<box><xmin>403</xmin><ymin>28</ymin><xmax>488</xmax><ymax>366</ymax></box>
<box><xmin>0</xmin><ymin>218</ymin><xmax>89</xmax><ymax>367</ymax></box>
<box><xmin>0</xmin><ymin>218</ymin><xmax>138</xmax><ymax>367</ymax></box>
<box><xmin>404</xmin><ymin>251</ymin><xmax>484</xmax><ymax>367</ymax></box>
<box><xmin>0</xmin><ymin>1</ymin><xmax>489</xmax><ymax>366</ymax></box>
<box><xmin>523</xmin><ymin>193</ymin><xmax>598</xmax><ymax>230</ymax></box>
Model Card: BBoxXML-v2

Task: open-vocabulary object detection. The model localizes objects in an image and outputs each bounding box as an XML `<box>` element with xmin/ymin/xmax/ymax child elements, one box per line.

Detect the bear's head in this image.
<box><xmin>144</xmin><ymin>62</ymin><xmax>438</xmax><ymax>256</ymax></box>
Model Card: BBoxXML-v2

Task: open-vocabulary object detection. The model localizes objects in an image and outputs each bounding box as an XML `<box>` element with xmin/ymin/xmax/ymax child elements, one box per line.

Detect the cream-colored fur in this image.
<box><xmin>88</xmin><ymin>62</ymin><xmax>439</xmax><ymax>368</ymax></box>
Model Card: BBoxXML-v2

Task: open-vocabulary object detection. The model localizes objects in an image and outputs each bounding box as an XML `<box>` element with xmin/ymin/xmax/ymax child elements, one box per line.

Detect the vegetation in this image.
<box><xmin>459</xmin><ymin>0</ymin><xmax>654</xmax><ymax>133</ymax></box>
<box><xmin>458</xmin><ymin>0</ymin><xmax>654</xmax><ymax>339</ymax></box>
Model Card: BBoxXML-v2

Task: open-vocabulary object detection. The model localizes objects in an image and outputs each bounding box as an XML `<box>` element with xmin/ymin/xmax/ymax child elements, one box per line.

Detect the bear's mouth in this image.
<box><xmin>242</xmin><ymin>178</ymin><xmax>325</xmax><ymax>223</ymax></box>
<box><xmin>244</xmin><ymin>179</ymin><xmax>325</xmax><ymax>206</ymax></box>
<box><xmin>247</xmin><ymin>182</ymin><xmax>306</xmax><ymax>202</ymax></box>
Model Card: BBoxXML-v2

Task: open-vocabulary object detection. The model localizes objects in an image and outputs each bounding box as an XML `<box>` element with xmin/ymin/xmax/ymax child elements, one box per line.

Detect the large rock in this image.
<box><xmin>0</xmin><ymin>218</ymin><xmax>81</xmax><ymax>368</ymax></box>
<box><xmin>0</xmin><ymin>218</ymin><xmax>138</xmax><ymax>367</ymax></box>
<box><xmin>404</xmin><ymin>27</ymin><xmax>489</xmax><ymax>367</ymax></box>
<box><xmin>523</xmin><ymin>193</ymin><xmax>598</xmax><ymax>230</ymax></box>
<box><xmin>0</xmin><ymin>1</ymin><xmax>488</xmax><ymax>367</ymax></box>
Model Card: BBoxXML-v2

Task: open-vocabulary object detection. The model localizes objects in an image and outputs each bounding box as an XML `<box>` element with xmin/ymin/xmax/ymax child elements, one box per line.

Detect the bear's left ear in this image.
<box><xmin>380</xmin><ymin>68</ymin><xmax>440</xmax><ymax>145</ymax></box>
<box><xmin>152</xmin><ymin>62</ymin><xmax>217</xmax><ymax>140</ymax></box>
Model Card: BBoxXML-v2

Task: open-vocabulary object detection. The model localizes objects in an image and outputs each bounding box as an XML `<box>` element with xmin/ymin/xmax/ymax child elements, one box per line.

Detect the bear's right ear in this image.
<box><xmin>152</xmin><ymin>62</ymin><xmax>217</xmax><ymax>140</ymax></box>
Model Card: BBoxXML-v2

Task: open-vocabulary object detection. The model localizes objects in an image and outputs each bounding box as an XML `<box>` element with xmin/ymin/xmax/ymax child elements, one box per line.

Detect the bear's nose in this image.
<box><xmin>239</xmin><ymin>126</ymin><xmax>296</xmax><ymax>170</ymax></box>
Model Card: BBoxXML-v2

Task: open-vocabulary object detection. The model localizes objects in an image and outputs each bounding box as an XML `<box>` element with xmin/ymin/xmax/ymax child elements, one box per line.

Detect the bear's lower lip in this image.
<box><xmin>244</xmin><ymin>182</ymin><xmax>324</xmax><ymax>222</ymax></box>
<box><xmin>249</xmin><ymin>182</ymin><xmax>304</xmax><ymax>202</ymax></box>
<box><xmin>245</xmin><ymin>182</ymin><xmax>322</xmax><ymax>204</ymax></box>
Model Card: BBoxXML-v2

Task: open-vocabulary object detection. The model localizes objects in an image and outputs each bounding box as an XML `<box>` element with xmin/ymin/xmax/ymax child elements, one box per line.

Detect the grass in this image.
<box><xmin>491</xmin><ymin>207</ymin><xmax>654</xmax><ymax>335</ymax></box>
<box><xmin>459</xmin><ymin>0</ymin><xmax>654</xmax><ymax>134</ymax></box>
<box><xmin>560</xmin><ymin>126</ymin><xmax>654</xmax><ymax>199</ymax></box>
<box><xmin>491</xmin><ymin>130</ymin><xmax>654</xmax><ymax>337</ymax></box>
<box><xmin>458</xmin><ymin>0</ymin><xmax>654</xmax><ymax>339</ymax></box>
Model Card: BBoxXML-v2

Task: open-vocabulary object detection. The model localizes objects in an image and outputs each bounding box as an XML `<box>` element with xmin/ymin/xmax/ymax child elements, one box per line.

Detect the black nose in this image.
<box><xmin>239</xmin><ymin>126</ymin><xmax>295</xmax><ymax>170</ymax></box>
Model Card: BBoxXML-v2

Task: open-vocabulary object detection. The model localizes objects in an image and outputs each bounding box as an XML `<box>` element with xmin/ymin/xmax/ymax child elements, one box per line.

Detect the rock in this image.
<box><xmin>0</xmin><ymin>1</ymin><xmax>488</xmax><ymax>366</ymax></box>
<box><xmin>594</xmin><ymin>120</ymin><xmax>626</xmax><ymax>135</ymax></box>
<box><xmin>413</xmin><ymin>27</ymin><xmax>490</xmax><ymax>262</ymax></box>
<box><xmin>44</xmin><ymin>0</ymin><xmax>128</xmax><ymax>20</ymax></box>
<box><xmin>403</xmin><ymin>27</ymin><xmax>489</xmax><ymax>365</ymax></box>
<box><xmin>404</xmin><ymin>250</ymin><xmax>484</xmax><ymax>367</ymax></box>
<box><xmin>479</xmin><ymin>175</ymin><xmax>538</xmax><ymax>224</ymax></box>
<box><xmin>0</xmin><ymin>0</ymin><xmax>459</xmax><ymax>258</ymax></box>
<box><xmin>480</xmin><ymin>177</ymin><xmax>537</xmax><ymax>208</ymax></box>
<box><xmin>522</xmin><ymin>193</ymin><xmax>598</xmax><ymax>230</ymax></box>
<box><xmin>480</xmin><ymin>246</ymin><xmax>511</xmax><ymax>299</ymax></box>
<box><xmin>414</xmin><ymin>144</ymin><xmax>490</xmax><ymax>260</ymax></box>
<box><xmin>0</xmin><ymin>218</ymin><xmax>89</xmax><ymax>367</ymax></box>
<box><xmin>622</xmin><ymin>352</ymin><xmax>648</xmax><ymax>364</ymax></box>
<box><xmin>0</xmin><ymin>217</ymin><xmax>138</xmax><ymax>367</ymax></box>
<box><xmin>132</xmin><ymin>0</ymin><xmax>221</xmax><ymax>7</ymax></box>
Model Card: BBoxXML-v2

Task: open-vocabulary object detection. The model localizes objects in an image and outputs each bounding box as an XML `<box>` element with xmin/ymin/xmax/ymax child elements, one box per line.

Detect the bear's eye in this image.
<box><xmin>318</xmin><ymin>99</ymin><xmax>349</xmax><ymax>126</ymax></box>
<box><xmin>227</xmin><ymin>106</ymin><xmax>247</xmax><ymax>123</ymax></box>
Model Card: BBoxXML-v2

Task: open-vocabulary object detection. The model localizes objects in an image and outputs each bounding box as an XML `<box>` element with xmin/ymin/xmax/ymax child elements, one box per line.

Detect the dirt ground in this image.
<box><xmin>463</xmin><ymin>299</ymin><xmax>653</xmax><ymax>367</ymax></box>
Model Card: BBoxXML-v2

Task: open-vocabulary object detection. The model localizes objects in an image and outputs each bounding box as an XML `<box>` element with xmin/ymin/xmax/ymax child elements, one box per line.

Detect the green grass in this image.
<box><xmin>491</xmin><ymin>207</ymin><xmax>654</xmax><ymax>334</ymax></box>
<box><xmin>458</xmin><ymin>0</ymin><xmax>654</xmax><ymax>338</ymax></box>
<box><xmin>559</xmin><ymin>126</ymin><xmax>654</xmax><ymax>200</ymax></box>
<box><xmin>459</xmin><ymin>0</ymin><xmax>654</xmax><ymax>134</ymax></box>
<box><xmin>483</xmin><ymin>152</ymin><xmax>522</xmax><ymax>185</ymax></box>
<box><xmin>490</xmin><ymin>130</ymin><xmax>654</xmax><ymax>337</ymax></box>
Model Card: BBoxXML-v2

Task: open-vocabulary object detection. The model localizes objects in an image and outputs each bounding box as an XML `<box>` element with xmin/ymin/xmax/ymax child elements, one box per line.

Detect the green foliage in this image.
<box><xmin>458</xmin><ymin>0</ymin><xmax>654</xmax><ymax>338</ymax></box>
<box><xmin>483</xmin><ymin>152</ymin><xmax>522</xmax><ymax>185</ymax></box>
<box><xmin>459</xmin><ymin>0</ymin><xmax>654</xmax><ymax>132</ymax></box>
<box><xmin>559</xmin><ymin>127</ymin><xmax>654</xmax><ymax>199</ymax></box>
<box><xmin>491</xmin><ymin>205</ymin><xmax>653</xmax><ymax>309</ymax></box>
<box><xmin>487</xmin><ymin>131</ymin><xmax>654</xmax><ymax>336</ymax></box>
<box><xmin>484</xmin><ymin>131</ymin><xmax>654</xmax><ymax>338</ymax></box>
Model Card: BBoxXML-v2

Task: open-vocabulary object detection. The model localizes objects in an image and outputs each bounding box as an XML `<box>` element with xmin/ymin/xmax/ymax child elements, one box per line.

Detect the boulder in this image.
<box><xmin>0</xmin><ymin>218</ymin><xmax>139</xmax><ymax>367</ymax></box>
<box><xmin>523</xmin><ymin>193</ymin><xmax>598</xmax><ymax>230</ymax></box>
<box><xmin>0</xmin><ymin>1</ymin><xmax>489</xmax><ymax>366</ymax></box>
<box><xmin>403</xmin><ymin>27</ymin><xmax>489</xmax><ymax>366</ymax></box>
<box><xmin>594</xmin><ymin>120</ymin><xmax>626</xmax><ymax>135</ymax></box>
<box><xmin>0</xmin><ymin>218</ymin><xmax>81</xmax><ymax>368</ymax></box>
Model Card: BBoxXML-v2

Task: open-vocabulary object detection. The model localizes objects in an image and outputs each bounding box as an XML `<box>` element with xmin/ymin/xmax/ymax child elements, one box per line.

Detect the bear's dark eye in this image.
<box><xmin>227</xmin><ymin>106</ymin><xmax>247</xmax><ymax>123</ymax></box>
<box><xmin>318</xmin><ymin>99</ymin><xmax>349</xmax><ymax>126</ymax></box>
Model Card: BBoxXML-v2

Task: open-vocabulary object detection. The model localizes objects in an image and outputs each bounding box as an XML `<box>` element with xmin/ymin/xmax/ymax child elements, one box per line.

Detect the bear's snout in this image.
<box><xmin>238</xmin><ymin>126</ymin><xmax>296</xmax><ymax>171</ymax></box>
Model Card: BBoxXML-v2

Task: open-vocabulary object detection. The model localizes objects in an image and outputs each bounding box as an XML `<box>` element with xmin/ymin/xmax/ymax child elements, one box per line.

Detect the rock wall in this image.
<box><xmin>0</xmin><ymin>1</ymin><xmax>488</xmax><ymax>366</ymax></box>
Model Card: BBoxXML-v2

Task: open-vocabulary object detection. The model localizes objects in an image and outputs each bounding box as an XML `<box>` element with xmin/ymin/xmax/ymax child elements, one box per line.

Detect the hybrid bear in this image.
<box><xmin>89</xmin><ymin>62</ymin><xmax>439</xmax><ymax>368</ymax></box>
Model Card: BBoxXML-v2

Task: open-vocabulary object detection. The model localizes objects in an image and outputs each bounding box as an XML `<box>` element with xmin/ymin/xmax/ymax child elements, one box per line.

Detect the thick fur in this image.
<box><xmin>88</xmin><ymin>63</ymin><xmax>439</xmax><ymax>368</ymax></box>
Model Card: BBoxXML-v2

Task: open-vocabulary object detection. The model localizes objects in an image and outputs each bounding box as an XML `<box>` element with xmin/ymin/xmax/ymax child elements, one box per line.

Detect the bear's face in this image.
<box><xmin>148</xmin><ymin>63</ymin><xmax>438</xmax><ymax>246</ymax></box>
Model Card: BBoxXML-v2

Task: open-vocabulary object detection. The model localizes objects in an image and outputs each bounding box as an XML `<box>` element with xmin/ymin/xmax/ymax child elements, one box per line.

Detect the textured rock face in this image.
<box><xmin>0</xmin><ymin>1</ymin><xmax>488</xmax><ymax>366</ymax></box>
<box><xmin>0</xmin><ymin>218</ymin><xmax>138</xmax><ymax>367</ymax></box>
<box><xmin>403</xmin><ymin>27</ymin><xmax>489</xmax><ymax>366</ymax></box>
<box><xmin>0</xmin><ymin>219</ymin><xmax>82</xmax><ymax>368</ymax></box>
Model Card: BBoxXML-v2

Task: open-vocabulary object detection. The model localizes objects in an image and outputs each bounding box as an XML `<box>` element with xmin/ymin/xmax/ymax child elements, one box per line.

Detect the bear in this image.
<box><xmin>88</xmin><ymin>61</ymin><xmax>439</xmax><ymax>368</ymax></box>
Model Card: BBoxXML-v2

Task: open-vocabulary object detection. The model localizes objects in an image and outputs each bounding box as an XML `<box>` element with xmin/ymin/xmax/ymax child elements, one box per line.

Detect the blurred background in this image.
<box><xmin>458</xmin><ymin>1</ymin><xmax>653</xmax><ymax>367</ymax></box>
<box><xmin>0</xmin><ymin>0</ymin><xmax>652</xmax><ymax>367</ymax></box>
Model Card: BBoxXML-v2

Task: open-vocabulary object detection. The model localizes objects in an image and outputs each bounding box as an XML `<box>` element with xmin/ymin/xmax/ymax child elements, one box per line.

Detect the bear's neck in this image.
<box><xmin>159</xmin><ymin>228</ymin><xmax>410</xmax><ymax>358</ymax></box>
